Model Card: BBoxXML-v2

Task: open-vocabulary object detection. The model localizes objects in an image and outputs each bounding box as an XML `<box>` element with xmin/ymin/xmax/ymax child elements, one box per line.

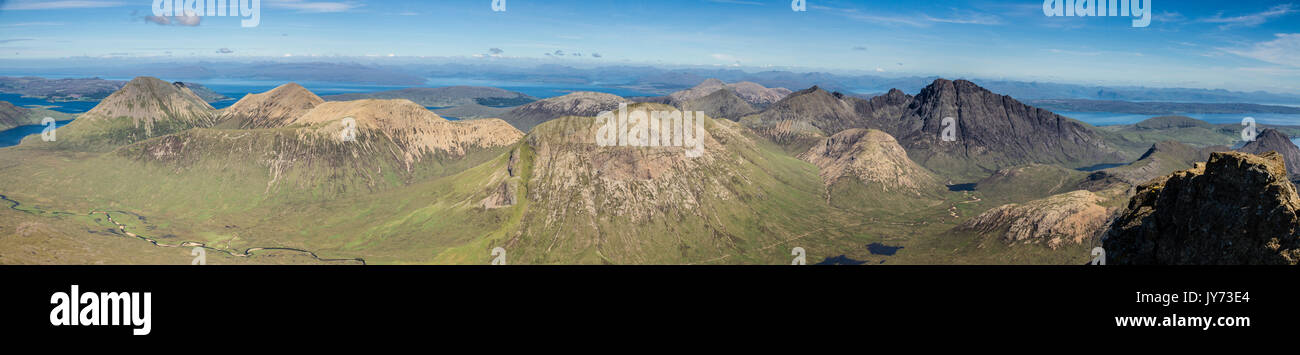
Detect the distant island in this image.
<box><xmin>1028</xmin><ymin>99</ymin><xmax>1300</xmax><ymax>115</ymax></box>
<box><xmin>0</xmin><ymin>76</ymin><xmax>229</xmax><ymax>103</ymax></box>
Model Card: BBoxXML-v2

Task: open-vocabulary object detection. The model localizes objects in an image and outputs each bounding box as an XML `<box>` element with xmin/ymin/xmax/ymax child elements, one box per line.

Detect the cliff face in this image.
<box><xmin>959</xmin><ymin>190</ymin><xmax>1111</xmax><ymax>249</ymax></box>
<box><xmin>1238</xmin><ymin>128</ymin><xmax>1300</xmax><ymax>178</ymax></box>
<box><xmin>1103</xmin><ymin>151</ymin><xmax>1300</xmax><ymax>265</ymax></box>
<box><xmin>742</xmin><ymin>79</ymin><xmax>1121</xmax><ymax>180</ymax></box>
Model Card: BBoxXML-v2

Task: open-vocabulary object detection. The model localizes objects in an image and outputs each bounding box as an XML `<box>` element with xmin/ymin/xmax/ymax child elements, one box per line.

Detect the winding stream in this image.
<box><xmin>2</xmin><ymin>193</ymin><xmax>365</xmax><ymax>264</ymax></box>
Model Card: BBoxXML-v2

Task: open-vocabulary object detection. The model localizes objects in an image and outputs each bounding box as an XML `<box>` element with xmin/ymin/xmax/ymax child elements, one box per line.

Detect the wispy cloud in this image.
<box><xmin>1046</xmin><ymin>48</ymin><xmax>1103</xmax><ymax>56</ymax></box>
<box><xmin>812</xmin><ymin>5</ymin><xmax>929</xmax><ymax>27</ymax></box>
<box><xmin>1224</xmin><ymin>33</ymin><xmax>1300</xmax><ymax>67</ymax></box>
<box><xmin>0</xmin><ymin>38</ymin><xmax>36</xmax><ymax>44</ymax></box>
<box><xmin>266</xmin><ymin>0</ymin><xmax>363</xmax><ymax>13</ymax></box>
<box><xmin>1</xmin><ymin>1</ymin><xmax>125</xmax><ymax>10</ymax></box>
<box><xmin>922</xmin><ymin>9</ymin><xmax>1002</xmax><ymax>25</ymax></box>
<box><xmin>1199</xmin><ymin>4</ymin><xmax>1296</xmax><ymax>30</ymax></box>
<box><xmin>707</xmin><ymin>0</ymin><xmax>764</xmax><ymax>5</ymax></box>
<box><xmin>1</xmin><ymin>22</ymin><xmax>65</xmax><ymax>27</ymax></box>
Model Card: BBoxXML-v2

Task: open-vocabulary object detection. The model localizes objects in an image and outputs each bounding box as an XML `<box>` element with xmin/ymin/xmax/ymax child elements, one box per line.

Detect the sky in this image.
<box><xmin>0</xmin><ymin>0</ymin><xmax>1298</xmax><ymax>94</ymax></box>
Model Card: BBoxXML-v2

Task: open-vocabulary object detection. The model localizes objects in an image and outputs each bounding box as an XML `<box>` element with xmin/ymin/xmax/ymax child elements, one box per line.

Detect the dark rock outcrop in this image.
<box><xmin>1238</xmin><ymin>128</ymin><xmax>1300</xmax><ymax>178</ymax></box>
<box><xmin>1103</xmin><ymin>151</ymin><xmax>1300</xmax><ymax>265</ymax></box>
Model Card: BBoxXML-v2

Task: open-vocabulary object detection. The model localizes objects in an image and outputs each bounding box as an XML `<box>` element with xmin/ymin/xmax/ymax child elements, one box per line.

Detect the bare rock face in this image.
<box><xmin>500</xmin><ymin>91</ymin><xmax>626</xmax><ymax>132</ymax></box>
<box><xmin>959</xmin><ymin>190</ymin><xmax>1112</xmax><ymax>249</ymax></box>
<box><xmin>743</xmin><ymin>79</ymin><xmax>1121</xmax><ymax>180</ymax></box>
<box><xmin>291</xmin><ymin>99</ymin><xmax>523</xmax><ymax>164</ymax></box>
<box><xmin>798</xmin><ymin>128</ymin><xmax>942</xmax><ymax>196</ymax></box>
<box><xmin>894</xmin><ymin>79</ymin><xmax>1120</xmax><ymax>179</ymax></box>
<box><xmin>669</xmin><ymin>79</ymin><xmax>791</xmax><ymax>108</ymax></box>
<box><xmin>679</xmin><ymin>88</ymin><xmax>757</xmax><ymax>121</ymax></box>
<box><xmin>1238</xmin><ymin>128</ymin><xmax>1300</xmax><ymax>178</ymax></box>
<box><xmin>1103</xmin><ymin>151</ymin><xmax>1300</xmax><ymax>265</ymax></box>
<box><xmin>219</xmin><ymin>83</ymin><xmax>324</xmax><ymax>129</ymax></box>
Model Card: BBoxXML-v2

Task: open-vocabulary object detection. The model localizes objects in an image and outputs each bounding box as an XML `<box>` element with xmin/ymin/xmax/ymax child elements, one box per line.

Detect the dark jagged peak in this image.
<box><xmin>174</xmin><ymin>82</ymin><xmax>230</xmax><ymax>103</ymax></box>
<box><xmin>895</xmin><ymin>78</ymin><xmax>1121</xmax><ymax>180</ymax></box>
<box><xmin>1079</xmin><ymin>141</ymin><xmax>1229</xmax><ymax>191</ymax></box>
<box><xmin>1104</xmin><ymin>151</ymin><xmax>1300</xmax><ymax>264</ymax></box>
<box><xmin>218</xmin><ymin>83</ymin><xmax>325</xmax><ymax>129</ymax></box>
<box><xmin>499</xmin><ymin>91</ymin><xmax>626</xmax><ymax>132</ymax></box>
<box><xmin>1238</xmin><ymin>128</ymin><xmax>1300</xmax><ymax>178</ymax></box>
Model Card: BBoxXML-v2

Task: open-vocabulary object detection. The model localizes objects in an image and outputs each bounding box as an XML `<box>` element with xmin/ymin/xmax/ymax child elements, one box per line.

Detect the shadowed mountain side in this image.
<box><xmin>742</xmin><ymin>79</ymin><xmax>1122</xmax><ymax>180</ymax></box>
<box><xmin>1104</xmin><ymin>151</ymin><xmax>1300</xmax><ymax>265</ymax></box>
<box><xmin>1079</xmin><ymin>141</ymin><xmax>1229</xmax><ymax>191</ymax></box>
<box><xmin>1238</xmin><ymin>128</ymin><xmax>1300</xmax><ymax>178</ymax></box>
<box><xmin>679</xmin><ymin>87</ymin><xmax>757</xmax><ymax>121</ymax></box>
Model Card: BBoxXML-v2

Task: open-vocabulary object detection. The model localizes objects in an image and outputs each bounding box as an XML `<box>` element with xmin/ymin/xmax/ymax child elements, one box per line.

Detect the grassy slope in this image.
<box><xmin>0</xmin><ymin>112</ymin><xmax>1117</xmax><ymax>265</ymax></box>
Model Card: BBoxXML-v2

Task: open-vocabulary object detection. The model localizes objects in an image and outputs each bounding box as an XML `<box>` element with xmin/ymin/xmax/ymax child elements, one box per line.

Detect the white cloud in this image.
<box><xmin>266</xmin><ymin>0</ymin><xmax>362</xmax><ymax>13</ymax></box>
<box><xmin>1199</xmin><ymin>4</ymin><xmax>1296</xmax><ymax>30</ymax></box>
<box><xmin>1224</xmin><ymin>33</ymin><xmax>1300</xmax><ymax>68</ymax></box>
<box><xmin>922</xmin><ymin>9</ymin><xmax>1002</xmax><ymax>25</ymax></box>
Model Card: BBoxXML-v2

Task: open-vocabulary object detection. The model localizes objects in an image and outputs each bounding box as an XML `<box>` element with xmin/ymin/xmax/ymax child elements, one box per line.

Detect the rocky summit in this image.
<box><xmin>1238</xmin><ymin>128</ymin><xmax>1300</xmax><ymax>178</ymax></box>
<box><xmin>1103</xmin><ymin>151</ymin><xmax>1300</xmax><ymax>265</ymax></box>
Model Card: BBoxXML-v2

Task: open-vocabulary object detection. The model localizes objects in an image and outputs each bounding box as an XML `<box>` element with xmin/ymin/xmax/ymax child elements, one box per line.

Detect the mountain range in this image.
<box><xmin>3</xmin><ymin>75</ymin><xmax>1300</xmax><ymax>265</ymax></box>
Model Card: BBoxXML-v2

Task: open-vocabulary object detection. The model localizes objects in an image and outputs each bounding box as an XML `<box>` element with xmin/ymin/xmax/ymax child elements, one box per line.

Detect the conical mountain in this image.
<box><xmin>798</xmin><ymin>129</ymin><xmax>943</xmax><ymax>203</ymax></box>
<box><xmin>217</xmin><ymin>83</ymin><xmax>324</xmax><ymax>129</ymax></box>
<box><xmin>499</xmin><ymin>91</ymin><xmax>625</xmax><ymax>132</ymax></box>
<box><xmin>48</xmin><ymin>77</ymin><xmax>216</xmax><ymax>151</ymax></box>
<box><xmin>1238</xmin><ymin>128</ymin><xmax>1300</xmax><ymax>178</ymax></box>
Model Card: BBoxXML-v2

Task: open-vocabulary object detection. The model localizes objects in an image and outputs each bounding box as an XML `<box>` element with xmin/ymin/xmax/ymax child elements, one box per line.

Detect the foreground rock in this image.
<box><xmin>1238</xmin><ymin>128</ymin><xmax>1300</xmax><ymax>178</ymax></box>
<box><xmin>1103</xmin><ymin>151</ymin><xmax>1300</xmax><ymax>265</ymax></box>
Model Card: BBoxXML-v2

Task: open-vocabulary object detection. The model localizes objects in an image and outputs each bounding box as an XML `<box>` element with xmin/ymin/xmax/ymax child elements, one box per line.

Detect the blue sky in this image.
<box><xmin>0</xmin><ymin>0</ymin><xmax>1298</xmax><ymax>93</ymax></box>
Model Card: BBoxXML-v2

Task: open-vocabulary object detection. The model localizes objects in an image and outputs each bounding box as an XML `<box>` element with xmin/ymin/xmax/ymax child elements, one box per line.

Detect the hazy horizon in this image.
<box><xmin>1</xmin><ymin>0</ymin><xmax>1298</xmax><ymax>95</ymax></box>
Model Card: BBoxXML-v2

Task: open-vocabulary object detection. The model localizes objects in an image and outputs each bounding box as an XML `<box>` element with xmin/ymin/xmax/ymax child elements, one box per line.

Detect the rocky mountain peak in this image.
<box><xmin>1103</xmin><ymin>151</ymin><xmax>1300</xmax><ymax>264</ymax></box>
<box><xmin>220</xmin><ymin>82</ymin><xmax>325</xmax><ymax>129</ymax></box>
